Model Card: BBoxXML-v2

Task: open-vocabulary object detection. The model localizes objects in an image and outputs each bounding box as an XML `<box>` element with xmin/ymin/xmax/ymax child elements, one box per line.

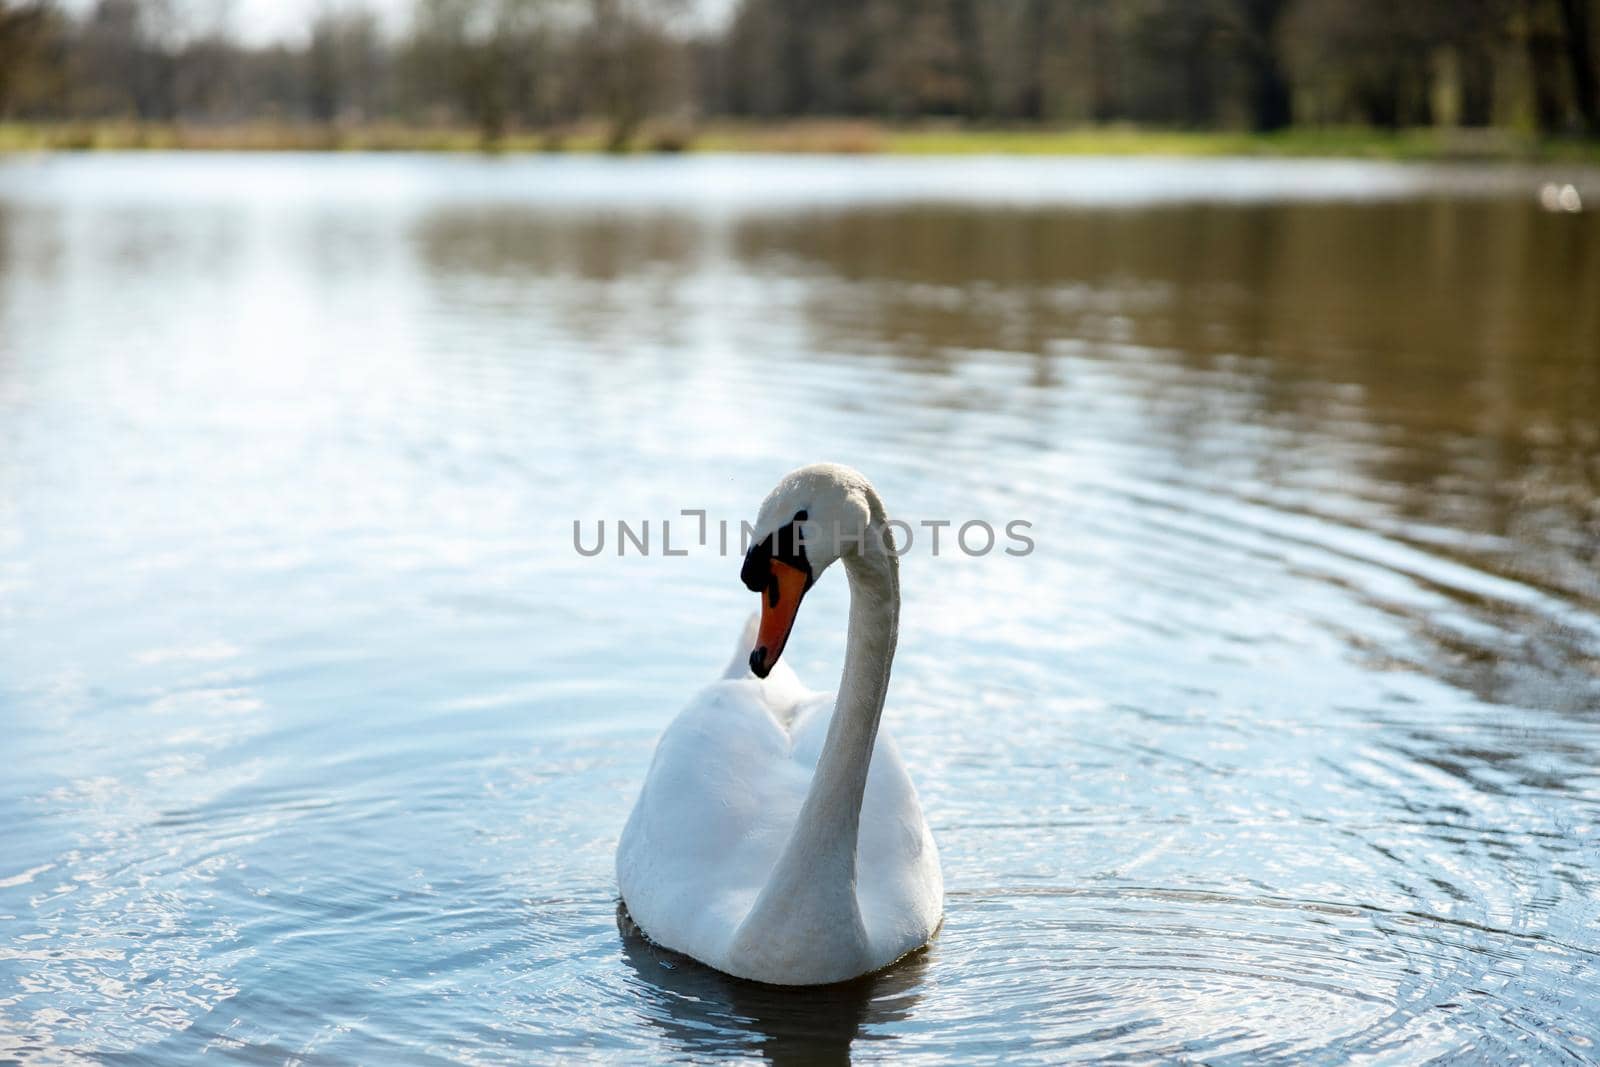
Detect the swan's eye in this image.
<box><xmin>770</xmin><ymin>519</ymin><xmax>812</xmax><ymax>587</ymax></box>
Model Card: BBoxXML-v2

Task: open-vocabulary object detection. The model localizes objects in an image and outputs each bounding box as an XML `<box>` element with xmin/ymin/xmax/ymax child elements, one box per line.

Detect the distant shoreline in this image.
<box><xmin>4</xmin><ymin>121</ymin><xmax>1599</xmax><ymax>163</ymax></box>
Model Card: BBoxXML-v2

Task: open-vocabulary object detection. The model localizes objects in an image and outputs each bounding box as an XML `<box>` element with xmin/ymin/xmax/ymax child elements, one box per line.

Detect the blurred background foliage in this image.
<box><xmin>0</xmin><ymin>0</ymin><xmax>1597</xmax><ymax>150</ymax></box>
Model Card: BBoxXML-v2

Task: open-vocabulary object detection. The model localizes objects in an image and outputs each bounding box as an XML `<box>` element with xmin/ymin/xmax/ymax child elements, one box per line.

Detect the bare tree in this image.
<box><xmin>1225</xmin><ymin>0</ymin><xmax>1294</xmax><ymax>130</ymax></box>
<box><xmin>1553</xmin><ymin>0</ymin><xmax>1599</xmax><ymax>131</ymax></box>
<box><xmin>0</xmin><ymin>1</ymin><xmax>64</xmax><ymax>117</ymax></box>
<box><xmin>582</xmin><ymin>0</ymin><xmax>688</xmax><ymax>149</ymax></box>
<box><xmin>4</xmin><ymin>0</ymin><xmax>1599</xmax><ymax>142</ymax></box>
<box><xmin>309</xmin><ymin>7</ymin><xmax>386</xmax><ymax>122</ymax></box>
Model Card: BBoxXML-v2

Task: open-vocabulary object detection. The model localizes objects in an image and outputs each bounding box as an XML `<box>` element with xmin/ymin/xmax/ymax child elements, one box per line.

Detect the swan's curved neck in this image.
<box><xmin>798</xmin><ymin>538</ymin><xmax>900</xmax><ymax>852</ymax></box>
<box><xmin>732</xmin><ymin>526</ymin><xmax>899</xmax><ymax>957</ymax></box>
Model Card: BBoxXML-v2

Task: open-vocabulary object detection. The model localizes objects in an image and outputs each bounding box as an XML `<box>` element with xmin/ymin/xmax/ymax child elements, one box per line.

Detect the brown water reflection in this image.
<box><xmin>726</xmin><ymin>203</ymin><xmax>1600</xmax><ymax>705</ymax></box>
<box><xmin>410</xmin><ymin>195</ymin><xmax>1599</xmax><ymax>707</ymax></box>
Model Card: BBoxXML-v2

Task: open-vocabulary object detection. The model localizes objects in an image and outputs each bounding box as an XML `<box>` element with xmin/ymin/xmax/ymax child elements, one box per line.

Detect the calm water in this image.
<box><xmin>1</xmin><ymin>153</ymin><xmax>1598</xmax><ymax>1064</ymax></box>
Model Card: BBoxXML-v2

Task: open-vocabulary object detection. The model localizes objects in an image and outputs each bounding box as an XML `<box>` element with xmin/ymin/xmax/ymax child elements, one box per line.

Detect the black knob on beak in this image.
<box><xmin>749</xmin><ymin>645</ymin><xmax>771</xmax><ymax>678</ymax></box>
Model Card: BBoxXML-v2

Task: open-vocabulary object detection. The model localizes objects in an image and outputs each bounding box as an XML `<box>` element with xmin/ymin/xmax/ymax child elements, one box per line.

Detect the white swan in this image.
<box><xmin>617</xmin><ymin>463</ymin><xmax>942</xmax><ymax>985</ymax></box>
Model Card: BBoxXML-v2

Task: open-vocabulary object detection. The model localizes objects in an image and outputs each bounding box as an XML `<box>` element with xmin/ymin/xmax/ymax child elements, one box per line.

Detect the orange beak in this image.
<box><xmin>750</xmin><ymin>559</ymin><xmax>809</xmax><ymax>678</ymax></box>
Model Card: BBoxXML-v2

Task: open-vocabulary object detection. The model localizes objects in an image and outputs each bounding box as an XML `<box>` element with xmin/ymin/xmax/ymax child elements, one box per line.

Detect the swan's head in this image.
<box><xmin>740</xmin><ymin>463</ymin><xmax>882</xmax><ymax>678</ymax></box>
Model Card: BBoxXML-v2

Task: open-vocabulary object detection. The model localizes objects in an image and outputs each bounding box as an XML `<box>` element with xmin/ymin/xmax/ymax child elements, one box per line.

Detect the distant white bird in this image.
<box><xmin>1539</xmin><ymin>182</ymin><xmax>1583</xmax><ymax>213</ymax></box>
<box><xmin>617</xmin><ymin>463</ymin><xmax>942</xmax><ymax>985</ymax></box>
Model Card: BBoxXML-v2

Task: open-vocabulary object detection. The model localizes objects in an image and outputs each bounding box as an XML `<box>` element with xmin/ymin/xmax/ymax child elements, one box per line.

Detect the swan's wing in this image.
<box><xmin>616</xmin><ymin>677</ymin><xmax>814</xmax><ymax>964</ymax></box>
<box><xmin>720</xmin><ymin>613</ymin><xmax>763</xmax><ymax>679</ymax></box>
<box><xmin>720</xmin><ymin>612</ymin><xmax>808</xmax><ymax>721</ymax></box>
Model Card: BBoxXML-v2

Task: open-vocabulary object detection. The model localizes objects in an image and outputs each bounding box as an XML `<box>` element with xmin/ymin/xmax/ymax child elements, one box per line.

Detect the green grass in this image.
<box><xmin>3</xmin><ymin>119</ymin><xmax>1598</xmax><ymax>162</ymax></box>
<box><xmin>0</xmin><ymin>121</ymin><xmax>577</xmax><ymax>153</ymax></box>
<box><xmin>879</xmin><ymin>125</ymin><xmax>1600</xmax><ymax>161</ymax></box>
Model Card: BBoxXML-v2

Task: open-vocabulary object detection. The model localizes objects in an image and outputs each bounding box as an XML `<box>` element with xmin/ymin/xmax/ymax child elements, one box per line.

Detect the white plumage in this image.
<box><xmin>617</xmin><ymin>465</ymin><xmax>942</xmax><ymax>985</ymax></box>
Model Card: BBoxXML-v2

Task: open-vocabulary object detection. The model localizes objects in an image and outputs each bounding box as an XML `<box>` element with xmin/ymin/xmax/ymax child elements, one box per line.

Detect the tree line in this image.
<box><xmin>1</xmin><ymin>0</ymin><xmax>1597</xmax><ymax>145</ymax></box>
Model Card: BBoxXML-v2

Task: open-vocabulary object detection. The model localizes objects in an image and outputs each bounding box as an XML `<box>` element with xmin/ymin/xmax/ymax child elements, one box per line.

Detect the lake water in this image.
<box><xmin>1</xmin><ymin>153</ymin><xmax>1597</xmax><ymax>1064</ymax></box>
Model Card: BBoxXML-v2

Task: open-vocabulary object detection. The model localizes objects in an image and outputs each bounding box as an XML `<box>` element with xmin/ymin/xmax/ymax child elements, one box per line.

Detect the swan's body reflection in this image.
<box><xmin>616</xmin><ymin>904</ymin><xmax>931</xmax><ymax>1065</ymax></box>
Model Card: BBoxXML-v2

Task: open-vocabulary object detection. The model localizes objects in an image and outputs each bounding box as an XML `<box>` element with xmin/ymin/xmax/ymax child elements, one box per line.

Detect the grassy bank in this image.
<box><xmin>3</xmin><ymin>119</ymin><xmax>1599</xmax><ymax>162</ymax></box>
